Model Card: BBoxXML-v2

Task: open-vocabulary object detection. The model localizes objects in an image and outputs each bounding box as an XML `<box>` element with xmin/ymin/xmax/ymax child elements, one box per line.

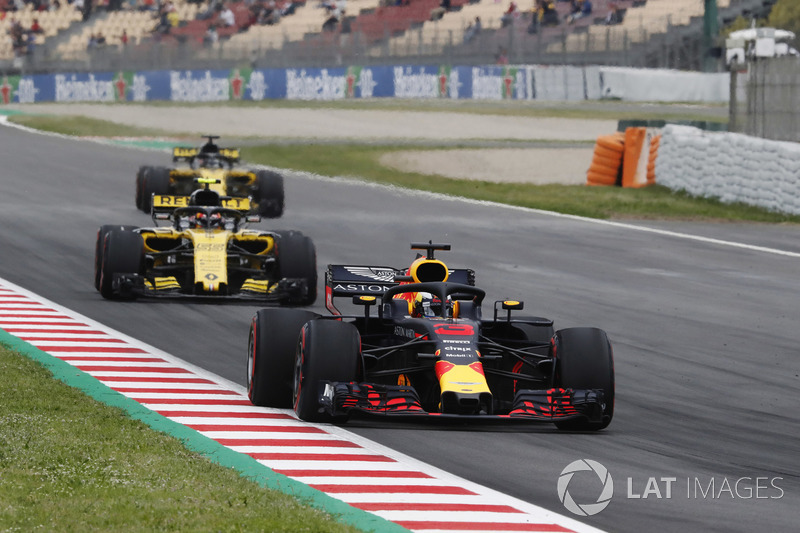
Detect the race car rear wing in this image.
<box><xmin>150</xmin><ymin>194</ymin><xmax>255</xmax><ymax>224</ymax></box>
<box><xmin>325</xmin><ymin>264</ymin><xmax>475</xmax><ymax>315</ymax></box>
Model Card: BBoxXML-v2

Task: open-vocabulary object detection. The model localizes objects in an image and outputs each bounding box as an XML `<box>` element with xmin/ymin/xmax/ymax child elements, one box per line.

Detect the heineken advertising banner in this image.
<box><xmin>0</xmin><ymin>64</ymin><xmax>537</xmax><ymax>103</ymax></box>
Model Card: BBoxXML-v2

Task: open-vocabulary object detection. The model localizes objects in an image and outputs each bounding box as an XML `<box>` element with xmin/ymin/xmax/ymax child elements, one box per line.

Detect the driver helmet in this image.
<box><xmin>208</xmin><ymin>212</ymin><xmax>223</xmax><ymax>229</ymax></box>
<box><xmin>188</xmin><ymin>211</ymin><xmax>207</xmax><ymax>228</ymax></box>
<box><xmin>197</xmin><ymin>153</ymin><xmax>219</xmax><ymax>168</ymax></box>
<box><xmin>414</xmin><ymin>292</ymin><xmax>443</xmax><ymax>317</ymax></box>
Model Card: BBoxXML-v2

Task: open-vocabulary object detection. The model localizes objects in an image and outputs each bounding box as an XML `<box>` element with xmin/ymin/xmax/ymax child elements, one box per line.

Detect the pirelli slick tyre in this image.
<box><xmin>98</xmin><ymin>228</ymin><xmax>144</xmax><ymax>300</ymax></box>
<box><xmin>552</xmin><ymin>327</ymin><xmax>614</xmax><ymax>431</ymax></box>
<box><xmin>94</xmin><ymin>225</ymin><xmax>138</xmax><ymax>291</ymax></box>
<box><xmin>255</xmin><ymin>170</ymin><xmax>285</xmax><ymax>218</ymax></box>
<box><xmin>293</xmin><ymin>319</ymin><xmax>360</xmax><ymax>423</ymax></box>
<box><xmin>141</xmin><ymin>166</ymin><xmax>171</xmax><ymax>213</ymax></box>
<box><xmin>247</xmin><ymin>309</ymin><xmax>321</xmax><ymax>408</ymax></box>
<box><xmin>135</xmin><ymin>166</ymin><xmax>151</xmax><ymax>210</ymax></box>
<box><xmin>276</xmin><ymin>231</ymin><xmax>317</xmax><ymax>306</ymax></box>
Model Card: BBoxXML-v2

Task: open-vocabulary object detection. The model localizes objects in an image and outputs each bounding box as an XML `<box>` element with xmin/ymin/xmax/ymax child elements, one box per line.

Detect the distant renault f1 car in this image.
<box><xmin>96</xmin><ymin>184</ymin><xmax>316</xmax><ymax>304</ymax></box>
<box><xmin>246</xmin><ymin>242</ymin><xmax>614</xmax><ymax>430</ymax></box>
<box><xmin>135</xmin><ymin>135</ymin><xmax>284</xmax><ymax>218</ymax></box>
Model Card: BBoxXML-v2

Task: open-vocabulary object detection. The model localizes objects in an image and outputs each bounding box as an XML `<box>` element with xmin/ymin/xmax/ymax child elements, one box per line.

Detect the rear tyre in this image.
<box><xmin>276</xmin><ymin>231</ymin><xmax>317</xmax><ymax>306</ymax></box>
<box><xmin>553</xmin><ymin>327</ymin><xmax>614</xmax><ymax>431</ymax></box>
<box><xmin>99</xmin><ymin>229</ymin><xmax>144</xmax><ymax>300</ymax></box>
<box><xmin>135</xmin><ymin>166</ymin><xmax>151</xmax><ymax>210</ymax></box>
<box><xmin>255</xmin><ymin>170</ymin><xmax>285</xmax><ymax>218</ymax></box>
<box><xmin>141</xmin><ymin>166</ymin><xmax>171</xmax><ymax>213</ymax></box>
<box><xmin>247</xmin><ymin>309</ymin><xmax>320</xmax><ymax>407</ymax></box>
<box><xmin>293</xmin><ymin>319</ymin><xmax>360</xmax><ymax>423</ymax></box>
<box><xmin>94</xmin><ymin>225</ymin><xmax>138</xmax><ymax>291</ymax></box>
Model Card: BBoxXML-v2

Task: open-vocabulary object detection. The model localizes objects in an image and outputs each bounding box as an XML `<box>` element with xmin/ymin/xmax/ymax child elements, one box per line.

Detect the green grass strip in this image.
<box><xmin>0</xmin><ymin>327</ymin><xmax>407</xmax><ymax>533</ymax></box>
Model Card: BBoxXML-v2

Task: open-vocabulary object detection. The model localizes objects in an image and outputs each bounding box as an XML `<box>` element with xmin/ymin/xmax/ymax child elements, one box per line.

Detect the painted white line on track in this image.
<box><xmin>0</xmin><ymin>276</ymin><xmax>603</xmax><ymax>533</ymax></box>
<box><xmin>3</xmin><ymin>114</ymin><xmax>798</xmax><ymax>260</ymax></box>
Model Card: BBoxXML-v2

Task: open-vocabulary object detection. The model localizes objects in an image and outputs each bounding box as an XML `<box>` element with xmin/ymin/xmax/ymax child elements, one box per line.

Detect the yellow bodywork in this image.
<box><xmin>437</xmin><ymin>362</ymin><xmax>491</xmax><ymax>395</ymax></box>
<box><xmin>140</xmin><ymin>225</ymin><xmax>274</xmax><ymax>294</ymax></box>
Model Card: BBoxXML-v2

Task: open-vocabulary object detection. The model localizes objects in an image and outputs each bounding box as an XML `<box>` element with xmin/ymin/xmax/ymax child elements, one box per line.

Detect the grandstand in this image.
<box><xmin>547</xmin><ymin>0</ymin><xmax>733</xmax><ymax>54</ymax></box>
<box><xmin>0</xmin><ymin>3</ymin><xmax>82</xmax><ymax>61</ymax></box>
<box><xmin>55</xmin><ymin>2</ymin><xmax>200</xmax><ymax>61</ymax></box>
<box><xmin>0</xmin><ymin>0</ymin><xmax>786</xmax><ymax>72</ymax></box>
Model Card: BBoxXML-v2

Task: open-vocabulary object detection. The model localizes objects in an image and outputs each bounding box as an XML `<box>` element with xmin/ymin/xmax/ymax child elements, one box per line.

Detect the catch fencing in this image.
<box><xmin>729</xmin><ymin>57</ymin><xmax>800</xmax><ymax>143</ymax></box>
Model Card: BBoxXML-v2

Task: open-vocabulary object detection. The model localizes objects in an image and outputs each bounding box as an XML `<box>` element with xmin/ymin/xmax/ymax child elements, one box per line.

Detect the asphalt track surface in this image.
<box><xmin>1</xmin><ymin>122</ymin><xmax>799</xmax><ymax>532</ymax></box>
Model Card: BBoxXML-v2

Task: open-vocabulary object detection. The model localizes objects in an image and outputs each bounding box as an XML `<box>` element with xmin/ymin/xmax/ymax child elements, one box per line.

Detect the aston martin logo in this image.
<box><xmin>344</xmin><ymin>266</ymin><xmax>396</xmax><ymax>282</ymax></box>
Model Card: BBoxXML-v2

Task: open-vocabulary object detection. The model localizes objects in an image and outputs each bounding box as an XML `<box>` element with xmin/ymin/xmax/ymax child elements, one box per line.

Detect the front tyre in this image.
<box><xmin>276</xmin><ymin>231</ymin><xmax>317</xmax><ymax>306</ymax></box>
<box><xmin>141</xmin><ymin>166</ymin><xmax>171</xmax><ymax>213</ymax></box>
<box><xmin>99</xmin><ymin>229</ymin><xmax>144</xmax><ymax>300</ymax></box>
<box><xmin>94</xmin><ymin>225</ymin><xmax>138</xmax><ymax>291</ymax></box>
<box><xmin>255</xmin><ymin>170</ymin><xmax>285</xmax><ymax>218</ymax></box>
<box><xmin>135</xmin><ymin>166</ymin><xmax>151</xmax><ymax>210</ymax></box>
<box><xmin>247</xmin><ymin>309</ymin><xmax>320</xmax><ymax>407</ymax></box>
<box><xmin>293</xmin><ymin>320</ymin><xmax>360</xmax><ymax>423</ymax></box>
<box><xmin>552</xmin><ymin>327</ymin><xmax>614</xmax><ymax>431</ymax></box>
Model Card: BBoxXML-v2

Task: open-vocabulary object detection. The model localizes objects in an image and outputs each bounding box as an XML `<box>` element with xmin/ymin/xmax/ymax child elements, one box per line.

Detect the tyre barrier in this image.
<box><xmin>587</xmin><ymin>128</ymin><xmax>660</xmax><ymax>187</ymax></box>
<box><xmin>586</xmin><ymin>132</ymin><xmax>624</xmax><ymax>186</ymax></box>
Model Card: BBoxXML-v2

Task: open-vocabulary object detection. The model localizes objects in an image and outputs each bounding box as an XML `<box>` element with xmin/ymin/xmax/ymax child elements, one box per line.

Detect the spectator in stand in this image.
<box><xmin>29</xmin><ymin>18</ymin><xmax>44</xmax><ymax>34</ymax></box>
<box><xmin>203</xmin><ymin>24</ymin><xmax>218</xmax><ymax>45</ymax></box>
<box><xmin>567</xmin><ymin>0</ymin><xmax>590</xmax><ymax>24</ymax></box>
<box><xmin>501</xmin><ymin>1</ymin><xmax>518</xmax><ymax>28</ymax></box>
<box><xmin>95</xmin><ymin>30</ymin><xmax>106</xmax><ymax>44</ymax></box>
<box><xmin>321</xmin><ymin>0</ymin><xmax>344</xmax><ymax>31</ymax></box>
<box><xmin>87</xmin><ymin>32</ymin><xmax>97</xmax><ymax>49</ymax></box>
<box><xmin>429</xmin><ymin>0</ymin><xmax>450</xmax><ymax>22</ymax></box>
<box><xmin>219</xmin><ymin>3</ymin><xmax>235</xmax><ymax>26</ymax></box>
<box><xmin>540</xmin><ymin>0</ymin><xmax>558</xmax><ymax>26</ymax></box>
<box><xmin>605</xmin><ymin>2</ymin><xmax>623</xmax><ymax>25</ymax></box>
<box><xmin>197</xmin><ymin>0</ymin><xmax>219</xmax><ymax>20</ymax></box>
<box><xmin>463</xmin><ymin>16</ymin><xmax>481</xmax><ymax>43</ymax></box>
<box><xmin>120</xmin><ymin>28</ymin><xmax>129</xmax><ymax>45</ymax></box>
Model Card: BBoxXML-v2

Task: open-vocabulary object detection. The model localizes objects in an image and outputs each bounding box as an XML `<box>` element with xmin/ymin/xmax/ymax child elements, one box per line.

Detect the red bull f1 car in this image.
<box><xmin>135</xmin><ymin>135</ymin><xmax>284</xmax><ymax>218</ymax></box>
<box><xmin>95</xmin><ymin>185</ymin><xmax>316</xmax><ymax>304</ymax></box>
<box><xmin>246</xmin><ymin>242</ymin><xmax>614</xmax><ymax>430</ymax></box>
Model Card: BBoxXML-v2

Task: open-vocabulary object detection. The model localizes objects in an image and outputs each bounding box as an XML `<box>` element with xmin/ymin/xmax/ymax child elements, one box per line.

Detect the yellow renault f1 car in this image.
<box><xmin>96</xmin><ymin>184</ymin><xmax>316</xmax><ymax>304</ymax></box>
<box><xmin>135</xmin><ymin>135</ymin><xmax>284</xmax><ymax>218</ymax></box>
<box><xmin>246</xmin><ymin>242</ymin><xmax>614</xmax><ymax>431</ymax></box>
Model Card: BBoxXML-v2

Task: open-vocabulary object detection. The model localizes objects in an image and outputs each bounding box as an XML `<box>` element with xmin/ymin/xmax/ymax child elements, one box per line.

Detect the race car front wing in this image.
<box><xmin>112</xmin><ymin>273</ymin><xmax>310</xmax><ymax>302</ymax></box>
<box><xmin>320</xmin><ymin>382</ymin><xmax>606</xmax><ymax>423</ymax></box>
